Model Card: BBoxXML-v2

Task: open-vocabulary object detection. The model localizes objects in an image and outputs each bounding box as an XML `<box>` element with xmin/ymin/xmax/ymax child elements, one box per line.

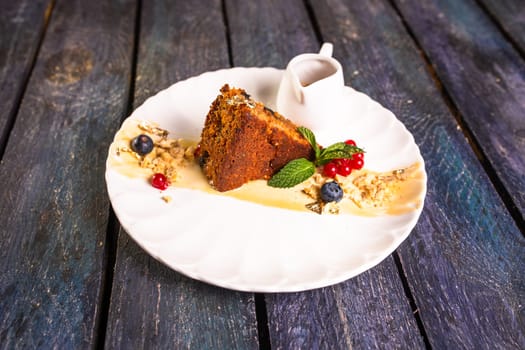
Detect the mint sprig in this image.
<box><xmin>317</xmin><ymin>142</ymin><xmax>362</xmax><ymax>165</ymax></box>
<box><xmin>267</xmin><ymin>158</ymin><xmax>315</xmax><ymax>188</ymax></box>
<box><xmin>297</xmin><ymin>126</ymin><xmax>320</xmax><ymax>159</ymax></box>
<box><xmin>268</xmin><ymin>127</ymin><xmax>364</xmax><ymax>188</ymax></box>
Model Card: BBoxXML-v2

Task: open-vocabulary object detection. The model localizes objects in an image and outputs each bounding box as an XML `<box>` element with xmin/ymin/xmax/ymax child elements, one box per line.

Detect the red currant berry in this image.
<box><xmin>353</xmin><ymin>152</ymin><xmax>364</xmax><ymax>160</ymax></box>
<box><xmin>151</xmin><ymin>173</ymin><xmax>169</xmax><ymax>190</ymax></box>
<box><xmin>350</xmin><ymin>158</ymin><xmax>364</xmax><ymax>170</ymax></box>
<box><xmin>323</xmin><ymin>162</ymin><xmax>338</xmax><ymax>178</ymax></box>
<box><xmin>337</xmin><ymin>163</ymin><xmax>352</xmax><ymax>176</ymax></box>
<box><xmin>344</xmin><ymin>139</ymin><xmax>356</xmax><ymax>146</ymax></box>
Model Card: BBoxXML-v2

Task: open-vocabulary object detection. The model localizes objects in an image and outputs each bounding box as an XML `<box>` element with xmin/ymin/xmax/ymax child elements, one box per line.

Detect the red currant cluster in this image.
<box><xmin>322</xmin><ymin>139</ymin><xmax>364</xmax><ymax>178</ymax></box>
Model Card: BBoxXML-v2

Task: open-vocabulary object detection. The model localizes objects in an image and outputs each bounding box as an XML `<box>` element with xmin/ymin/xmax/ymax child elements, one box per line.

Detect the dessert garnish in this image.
<box><xmin>300</xmin><ymin>163</ymin><xmax>420</xmax><ymax>214</ymax></box>
<box><xmin>268</xmin><ymin>127</ymin><xmax>364</xmax><ymax>188</ymax></box>
<box><xmin>322</xmin><ymin>141</ymin><xmax>364</xmax><ymax>177</ymax></box>
<box><xmin>320</xmin><ymin>182</ymin><xmax>343</xmax><ymax>202</ymax></box>
<box><xmin>114</xmin><ymin>120</ymin><xmax>195</xmax><ymax>192</ymax></box>
<box><xmin>161</xmin><ymin>195</ymin><xmax>172</xmax><ymax>203</ymax></box>
<box><xmin>130</xmin><ymin>134</ymin><xmax>154</xmax><ymax>155</ymax></box>
<box><xmin>151</xmin><ymin>173</ymin><xmax>170</xmax><ymax>190</ymax></box>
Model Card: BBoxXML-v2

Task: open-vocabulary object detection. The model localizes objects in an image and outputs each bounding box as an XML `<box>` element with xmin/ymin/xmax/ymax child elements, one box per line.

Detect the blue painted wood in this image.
<box><xmin>106</xmin><ymin>238</ymin><xmax>259</xmax><ymax>349</ymax></box>
<box><xmin>266</xmin><ymin>259</ymin><xmax>426</xmax><ymax>349</ymax></box>
<box><xmin>478</xmin><ymin>0</ymin><xmax>525</xmax><ymax>53</ymax></box>
<box><xmin>394</xmin><ymin>0</ymin><xmax>525</xmax><ymax>220</ymax></box>
<box><xmin>0</xmin><ymin>0</ymin><xmax>136</xmax><ymax>347</ymax></box>
<box><xmin>0</xmin><ymin>0</ymin><xmax>50</xmax><ymax>151</ymax></box>
<box><xmin>132</xmin><ymin>0</ymin><xmax>233</xmax><ymax>107</ymax></box>
<box><xmin>226</xmin><ymin>0</ymin><xmax>319</xmax><ymax>68</ymax></box>
<box><xmin>309</xmin><ymin>0</ymin><xmax>525</xmax><ymax>347</ymax></box>
<box><xmin>389</xmin><ymin>0</ymin><xmax>525</xmax><ymax>347</ymax></box>
<box><xmin>104</xmin><ymin>1</ymin><xmax>260</xmax><ymax>348</ymax></box>
<box><xmin>226</xmin><ymin>0</ymin><xmax>426</xmax><ymax>348</ymax></box>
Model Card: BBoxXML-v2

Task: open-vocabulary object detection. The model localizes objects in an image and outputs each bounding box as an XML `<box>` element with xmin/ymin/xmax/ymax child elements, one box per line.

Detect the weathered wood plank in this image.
<box><xmin>478</xmin><ymin>0</ymin><xmax>525</xmax><ymax>54</ymax></box>
<box><xmin>0</xmin><ymin>0</ymin><xmax>50</xmax><ymax>151</ymax></box>
<box><xmin>226</xmin><ymin>0</ymin><xmax>426</xmax><ymax>348</ymax></box>
<box><xmin>0</xmin><ymin>0</ymin><xmax>136</xmax><ymax>347</ymax></box>
<box><xmin>394</xmin><ymin>0</ymin><xmax>525</xmax><ymax>220</ymax></box>
<box><xmin>226</xmin><ymin>0</ymin><xmax>319</xmax><ymax>68</ymax></box>
<box><xmin>106</xmin><ymin>237</ymin><xmax>259</xmax><ymax>349</ymax></box>
<box><xmin>104</xmin><ymin>1</ymin><xmax>259</xmax><ymax>348</ymax></box>
<box><xmin>310</xmin><ymin>0</ymin><xmax>525</xmax><ymax>348</ymax></box>
<box><xmin>389</xmin><ymin>0</ymin><xmax>525</xmax><ymax>347</ymax></box>
<box><xmin>265</xmin><ymin>259</ymin><xmax>426</xmax><ymax>349</ymax></box>
<box><xmin>133</xmin><ymin>0</ymin><xmax>232</xmax><ymax>106</ymax></box>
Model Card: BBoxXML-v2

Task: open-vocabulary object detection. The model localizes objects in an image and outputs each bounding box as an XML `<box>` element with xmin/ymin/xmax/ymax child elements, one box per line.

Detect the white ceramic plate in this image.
<box><xmin>105</xmin><ymin>67</ymin><xmax>426</xmax><ymax>292</ymax></box>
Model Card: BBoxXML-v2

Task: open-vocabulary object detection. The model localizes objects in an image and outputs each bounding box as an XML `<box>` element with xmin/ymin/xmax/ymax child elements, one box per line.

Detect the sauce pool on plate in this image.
<box><xmin>107</xmin><ymin>119</ymin><xmax>425</xmax><ymax>216</ymax></box>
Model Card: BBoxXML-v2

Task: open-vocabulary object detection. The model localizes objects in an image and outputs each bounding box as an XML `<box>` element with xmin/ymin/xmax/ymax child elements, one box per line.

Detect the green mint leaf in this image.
<box><xmin>297</xmin><ymin>126</ymin><xmax>320</xmax><ymax>159</ymax></box>
<box><xmin>268</xmin><ymin>158</ymin><xmax>315</xmax><ymax>188</ymax></box>
<box><xmin>317</xmin><ymin>143</ymin><xmax>364</xmax><ymax>165</ymax></box>
<box><xmin>319</xmin><ymin>141</ymin><xmax>347</xmax><ymax>155</ymax></box>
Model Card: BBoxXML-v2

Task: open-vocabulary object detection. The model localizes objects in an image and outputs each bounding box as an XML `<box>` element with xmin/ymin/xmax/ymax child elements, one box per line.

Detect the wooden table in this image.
<box><xmin>1</xmin><ymin>0</ymin><xmax>524</xmax><ymax>348</ymax></box>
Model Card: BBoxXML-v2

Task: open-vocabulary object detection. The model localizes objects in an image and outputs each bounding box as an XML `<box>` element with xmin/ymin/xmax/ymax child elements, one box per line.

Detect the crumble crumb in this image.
<box><xmin>115</xmin><ymin>120</ymin><xmax>195</xmax><ymax>184</ymax></box>
<box><xmin>161</xmin><ymin>196</ymin><xmax>172</xmax><ymax>203</ymax></box>
<box><xmin>301</xmin><ymin>164</ymin><xmax>417</xmax><ymax>214</ymax></box>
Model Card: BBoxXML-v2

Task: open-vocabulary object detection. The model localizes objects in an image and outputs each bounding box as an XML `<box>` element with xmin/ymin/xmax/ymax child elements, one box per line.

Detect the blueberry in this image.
<box><xmin>320</xmin><ymin>181</ymin><xmax>343</xmax><ymax>203</ymax></box>
<box><xmin>130</xmin><ymin>134</ymin><xmax>154</xmax><ymax>155</ymax></box>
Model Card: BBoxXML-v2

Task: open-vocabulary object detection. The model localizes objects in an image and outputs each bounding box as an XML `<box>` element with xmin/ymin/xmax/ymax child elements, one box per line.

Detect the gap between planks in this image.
<box><xmin>386</xmin><ymin>0</ymin><xmax>525</xmax><ymax>238</ymax></box>
<box><xmin>303</xmin><ymin>0</ymin><xmax>325</xmax><ymax>45</ymax></box>
<box><xmin>255</xmin><ymin>293</ymin><xmax>272</xmax><ymax>350</ymax></box>
<box><xmin>0</xmin><ymin>0</ymin><xmax>56</xmax><ymax>160</ymax></box>
<box><xmin>393</xmin><ymin>252</ymin><xmax>432</xmax><ymax>349</ymax></box>
<box><xmin>474</xmin><ymin>0</ymin><xmax>525</xmax><ymax>60</ymax></box>
<box><xmin>96</xmin><ymin>0</ymin><xmax>143</xmax><ymax>348</ymax></box>
<box><xmin>95</xmin><ymin>209</ymin><xmax>120</xmax><ymax>349</ymax></box>
<box><xmin>220</xmin><ymin>0</ymin><xmax>234</xmax><ymax>68</ymax></box>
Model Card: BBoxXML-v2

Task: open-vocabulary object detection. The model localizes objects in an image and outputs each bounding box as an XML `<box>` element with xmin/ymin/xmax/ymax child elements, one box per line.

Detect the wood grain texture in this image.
<box><xmin>104</xmin><ymin>1</ymin><xmax>259</xmax><ymax>348</ymax></box>
<box><xmin>478</xmin><ymin>0</ymin><xmax>525</xmax><ymax>53</ymax></box>
<box><xmin>309</xmin><ymin>0</ymin><xmax>525</xmax><ymax>348</ymax></box>
<box><xmin>266</xmin><ymin>259</ymin><xmax>425</xmax><ymax>349</ymax></box>
<box><xmin>394</xmin><ymin>0</ymin><xmax>525</xmax><ymax>220</ymax></box>
<box><xmin>225</xmin><ymin>0</ymin><xmax>319</xmax><ymax>68</ymax></box>
<box><xmin>133</xmin><ymin>0</ymin><xmax>231</xmax><ymax>107</ymax></box>
<box><xmin>105</xmin><ymin>237</ymin><xmax>258</xmax><ymax>349</ymax></box>
<box><xmin>226</xmin><ymin>0</ymin><xmax>425</xmax><ymax>348</ymax></box>
<box><xmin>0</xmin><ymin>0</ymin><xmax>136</xmax><ymax>347</ymax></box>
<box><xmin>0</xmin><ymin>0</ymin><xmax>50</xmax><ymax>150</ymax></box>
